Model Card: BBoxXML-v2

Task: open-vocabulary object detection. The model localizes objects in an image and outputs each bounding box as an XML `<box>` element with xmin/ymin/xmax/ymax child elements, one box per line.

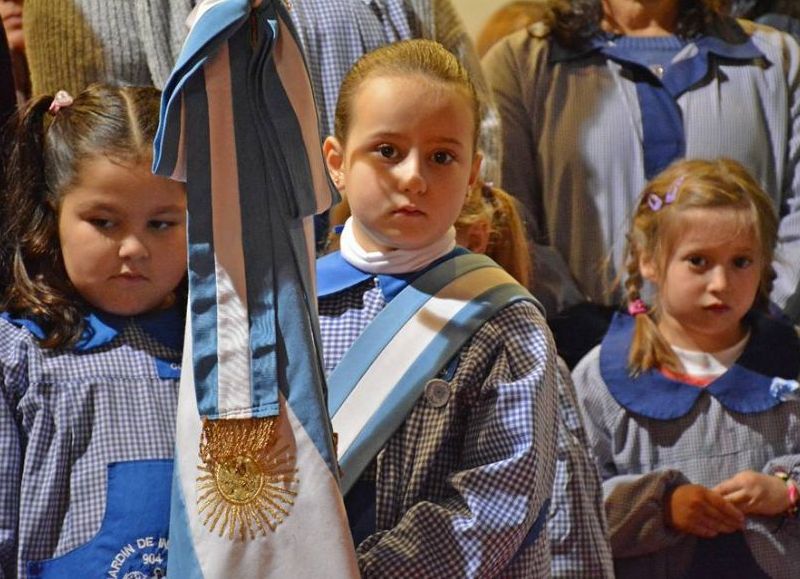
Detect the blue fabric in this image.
<box><xmin>25</xmin><ymin>460</ymin><xmax>172</xmax><ymax>579</ymax></box>
<box><xmin>0</xmin><ymin>306</ymin><xmax>184</xmax><ymax>352</ymax></box>
<box><xmin>548</xmin><ymin>20</ymin><xmax>767</xmax><ymax>178</ymax></box>
<box><xmin>599</xmin><ymin>312</ymin><xmax>800</xmax><ymax>419</ymax></box>
<box><xmin>316</xmin><ymin>246</ymin><xmax>469</xmax><ymax>301</ymax></box>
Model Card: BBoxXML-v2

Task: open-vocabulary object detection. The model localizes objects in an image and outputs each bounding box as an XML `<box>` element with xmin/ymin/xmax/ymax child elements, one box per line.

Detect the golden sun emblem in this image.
<box><xmin>197</xmin><ymin>417</ymin><xmax>298</xmax><ymax>540</ymax></box>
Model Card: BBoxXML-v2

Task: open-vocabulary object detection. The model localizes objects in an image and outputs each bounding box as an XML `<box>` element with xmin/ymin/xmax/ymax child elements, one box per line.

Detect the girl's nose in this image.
<box><xmin>708</xmin><ymin>266</ymin><xmax>729</xmax><ymax>292</ymax></box>
<box><xmin>118</xmin><ymin>233</ymin><xmax>150</xmax><ymax>260</ymax></box>
<box><xmin>398</xmin><ymin>154</ymin><xmax>427</xmax><ymax>195</ymax></box>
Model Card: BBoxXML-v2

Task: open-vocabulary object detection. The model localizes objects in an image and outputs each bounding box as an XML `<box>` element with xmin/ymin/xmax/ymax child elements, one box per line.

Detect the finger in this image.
<box><xmin>721</xmin><ymin>489</ymin><xmax>751</xmax><ymax>507</ymax></box>
<box><xmin>702</xmin><ymin>496</ymin><xmax>745</xmax><ymax>529</ymax></box>
<box><xmin>713</xmin><ymin>479</ymin><xmax>740</xmax><ymax>496</ymax></box>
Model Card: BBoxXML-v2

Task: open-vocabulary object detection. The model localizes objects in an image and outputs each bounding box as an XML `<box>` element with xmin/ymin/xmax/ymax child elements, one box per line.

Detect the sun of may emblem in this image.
<box><xmin>197</xmin><ymin>417</ymin><xmax>298</xmax><ymax>540</ymax></box>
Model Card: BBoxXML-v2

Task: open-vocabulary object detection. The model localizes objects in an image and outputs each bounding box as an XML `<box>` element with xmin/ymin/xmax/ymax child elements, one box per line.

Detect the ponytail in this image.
<box><xmin>1</xmin><ymin>94</ymin><xmax>84</xmax><ymax>348</ymax></box>
<box><xmin>623</xmin><ymin>242</ymin><xmax>679</xmax><ymax>375</ymax></box>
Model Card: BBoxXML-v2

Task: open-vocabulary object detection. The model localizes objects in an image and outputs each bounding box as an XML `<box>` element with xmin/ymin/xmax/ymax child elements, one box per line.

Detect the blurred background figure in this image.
<box><xmin>476</xmin><ymin>0</ymin><xmax>550</xmax><ymax>57</ymax></box>
<box><xmin>728</xmin><ymin>0</ymin><xmax>800</xmax><ymax>39</ymax></box>
<box><xmin>21</xmin><ymin>0</ymin><xmax>191</xmax><ymax>96</ymax></box>
<box><xmin>0</xmin><ymin>0</ymin><xmax>28</xmax><ymax>101</ymax></box>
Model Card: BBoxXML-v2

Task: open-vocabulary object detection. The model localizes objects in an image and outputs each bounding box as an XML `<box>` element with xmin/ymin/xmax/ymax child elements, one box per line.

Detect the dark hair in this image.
<box><xmin>729</xmin><ymin>0</ymin><xmax>800</xmax><ymax>20</ymax></box>
<box><xmin>551</xmin><ymin>0</ymin><xmax>728</xmax><ymax>50</ymax></box>
<box><xmin>1</xmin><ymin>83</ymin><xmax>162</xmax><ymax>348</ymax></box>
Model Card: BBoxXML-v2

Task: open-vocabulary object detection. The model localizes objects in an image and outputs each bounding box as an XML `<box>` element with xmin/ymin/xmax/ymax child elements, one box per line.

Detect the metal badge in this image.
<box><xmin>425</xmin><ymin>379</ymin><xmax>451</xmax><ymax>408</ymax></box>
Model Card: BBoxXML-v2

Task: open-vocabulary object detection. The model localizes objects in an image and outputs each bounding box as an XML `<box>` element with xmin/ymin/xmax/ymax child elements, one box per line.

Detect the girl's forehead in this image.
<box><xmin>670</xmin><ymin>206</ymin><xmax>758</xmax><ymax>248</ymax></box>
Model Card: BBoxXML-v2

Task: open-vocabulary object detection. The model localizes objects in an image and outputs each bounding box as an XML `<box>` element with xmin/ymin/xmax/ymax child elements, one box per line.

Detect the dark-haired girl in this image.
<box><xmin>0</xmin><ymin>84</ymin><xmax>186</xmax><ymax>578</ymax></box>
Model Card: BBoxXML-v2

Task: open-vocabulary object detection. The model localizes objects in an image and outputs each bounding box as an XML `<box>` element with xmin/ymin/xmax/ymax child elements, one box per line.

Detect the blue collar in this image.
<box><xmin>549</xmin><ymin>17</ymin><xmax>763</xmax><ymax>64</ymax></box>
<box><xmin>599</xmin><ymin>312</ymin><xmax>800</xmax><ymax>420</ymax></box>
<box><xmin>1</xmin><ymin>305</ymin><xmax>184</xmax><ymax>352</ymax></box>
<box><xmin>316</xmin><ymin>247</ymin><xmax>469</xmax><ymax>303</ymax></box>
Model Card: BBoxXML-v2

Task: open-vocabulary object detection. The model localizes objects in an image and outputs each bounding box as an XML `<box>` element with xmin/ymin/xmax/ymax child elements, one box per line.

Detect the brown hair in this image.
<box><xmin>477</xmin><ymin>1</ymin><xmax>551</xmax><ymax>57</ymax></box>
<box><xmin>456</xmin><ymin>182</ymin><xmax>531</xmax><ymax>285</ymax></box>
<box><xmin>1</xmin><ymin>83</ymin><xmax>163</xmax><ymax>348</ymax></box>
<box><xmin>624</xmin><ymin>158</ymin><xmax>778</xmax><ymax>375</ymax></box>
<box><xmin>333</xmin><ymin>39</ymin><xmax>480</xmax><ymax>150</ymax></box>
<box><xmin>550</xmin><ymin>0</ymin><xmax>728</xmax><ymax>50</ymax></box>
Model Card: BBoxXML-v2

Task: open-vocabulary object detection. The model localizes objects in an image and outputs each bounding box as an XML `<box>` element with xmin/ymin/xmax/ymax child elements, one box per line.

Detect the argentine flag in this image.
<box><xmin>152</xmin><ymin>0</ymin><xmax>358</xmax><ymax>576</ymax></box>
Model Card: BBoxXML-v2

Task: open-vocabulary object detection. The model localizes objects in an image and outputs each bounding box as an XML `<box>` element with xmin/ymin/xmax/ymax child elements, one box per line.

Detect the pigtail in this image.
<box><xmin>485</xmin><ymin>186</ymin><xmax>531</xmax><ymax>287</ymax></box>
<box><xmin>1</xmin><ymin>95</ymin><xmax>85</xmax><ymax>348</ymax></box>
<box><xmin>624</xmin><ymin>236</ymin><xmax>680</xmax><ymax>376</ymax></box>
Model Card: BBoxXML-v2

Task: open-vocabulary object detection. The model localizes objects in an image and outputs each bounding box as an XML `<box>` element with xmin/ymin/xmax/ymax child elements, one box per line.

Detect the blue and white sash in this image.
<box><xmin>328</xmin><ymin>253</ymin><xmax>540</xmax><ymax>493</ymax></box>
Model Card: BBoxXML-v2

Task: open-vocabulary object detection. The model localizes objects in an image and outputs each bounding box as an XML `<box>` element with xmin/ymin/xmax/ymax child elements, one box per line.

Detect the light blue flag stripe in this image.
<box><xmin>328</xmin><ymin>254</ymin><xmax>502</xmax><ymax>414</ymax></box>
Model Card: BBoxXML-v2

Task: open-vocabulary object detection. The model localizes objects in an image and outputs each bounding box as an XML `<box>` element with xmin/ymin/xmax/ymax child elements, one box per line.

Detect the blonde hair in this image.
<box><xmin>333</xmin><ymin>39</ymin><xmax>480</xmax><ymax>150</ymax></box>
<box><xmin>476</xmin><ymin>1</ymin><xmax>551</xmax><ymax>57</ymax></box>
<box><xmin>455</xmin><ymin>182</ymin><xmax>531</xmax><ymax>285</ymax></box>
<box><xmin>624</xmin><ymin>158</ymin><xmax>778</xmax><ymax>375</ymax></box>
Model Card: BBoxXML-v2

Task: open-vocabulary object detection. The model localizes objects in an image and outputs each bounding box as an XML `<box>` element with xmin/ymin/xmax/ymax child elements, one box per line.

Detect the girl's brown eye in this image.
<box><xmin>379</xmin><ymin>145</ymin><xmax>395</xmax><ymax>158</ymax></box>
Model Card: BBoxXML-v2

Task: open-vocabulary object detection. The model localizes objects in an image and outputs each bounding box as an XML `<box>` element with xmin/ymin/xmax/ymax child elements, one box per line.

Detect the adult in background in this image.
<box><xmin>483</xmin><ymin>0</ymin><xmax>800</xmax><ymax>366</ymax></box>
<box><xmin>22</xmin><ymin>0</ymin><xmax>191</xmax><ymax>95</ymax></box>
<box><xmin>0</xmin><ymin>0</ymin><xmax>28</xmax><ymax>101</ymax></box>
<box><xmin>728</xmin><ymin>0</ymin><xmax>800</xmax><ymax>40</ymax></box>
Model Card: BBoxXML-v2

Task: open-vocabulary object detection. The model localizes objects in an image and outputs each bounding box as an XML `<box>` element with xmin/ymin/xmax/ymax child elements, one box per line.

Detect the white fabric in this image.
<box><xmin>339</xmin><ymin>217</ymin><xmax>455</xmax><ymax>274</ymax></box>
<box><xmin>671</xmin><ymin>332</ymin><xmax>750</xmax><ymax>379</ymax></box>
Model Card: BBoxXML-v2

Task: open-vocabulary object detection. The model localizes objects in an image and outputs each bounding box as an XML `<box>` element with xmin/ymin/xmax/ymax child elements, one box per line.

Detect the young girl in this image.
<box><xmin>0</xmin><ymin>84</ymin><xmax>187</xmax><ymax>578</ymax></box>
<box><xmin>315</xmin><ymin>39</ymin><xmax>560</xmax><ymax>576</ymax></box>
<box><xmin>573</xmin><ymin>158</ymin><xmax>800</xmax><ymax>578</ymax></box>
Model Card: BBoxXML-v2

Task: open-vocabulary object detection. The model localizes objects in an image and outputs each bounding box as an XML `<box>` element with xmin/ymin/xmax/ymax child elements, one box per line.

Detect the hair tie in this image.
<box><xmin>48</xmin><ymin>90</ymin><xmax>74</xmax><ymax>115</ymax></box>
<box><xmin>628</xmin><ymin>298</ymin><xmax>648</xmax><ymax>316</ymax></box>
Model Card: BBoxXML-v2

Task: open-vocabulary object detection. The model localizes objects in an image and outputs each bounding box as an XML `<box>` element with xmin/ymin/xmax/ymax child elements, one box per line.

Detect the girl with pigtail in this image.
<box><xmin>0</xmin><ymin>84</ymin><xmax>186</xmax><ymax>578</ymax></box>
<box><xmin>573</xmin><ymin>158</ymin><xmax>800</xmax><ymax>578</ymax></box>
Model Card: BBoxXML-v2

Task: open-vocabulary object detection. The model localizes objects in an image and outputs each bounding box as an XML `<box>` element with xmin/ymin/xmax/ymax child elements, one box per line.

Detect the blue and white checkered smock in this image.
<box><xmin>574</xmin><ymin>312</ymin><xmax>800</xmax><ymax>578</ymax></box>
<box><xmin>0</xmin><ymin>312</ymin><xmax>181</xmax><ymax>578</ymax></box>
<box><xmin>318</xmin><ymin>267</ymin><xmax>560</xmax><ymax>577</ymax></box>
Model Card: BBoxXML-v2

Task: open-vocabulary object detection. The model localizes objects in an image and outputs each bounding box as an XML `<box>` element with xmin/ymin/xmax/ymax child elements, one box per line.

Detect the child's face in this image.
<box><xmin>58</xmin><ymin>156</ymin><xmax>187</xmax><ymax>316</ymax></box>
<box><xmin>641</xmin><ymin>207</ymin><xmax>762</xmax><ymax>351</ymax></box>
<box><xmin>324</xmin><ymin>73</ymin><xmax>481</xmax><ymax>252</ymax></box>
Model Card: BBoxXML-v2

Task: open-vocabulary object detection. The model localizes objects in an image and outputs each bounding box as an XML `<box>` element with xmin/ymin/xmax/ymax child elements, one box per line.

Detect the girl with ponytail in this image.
<box><xmin>573</xmin><ymin>158</ymin><xmax>800</xmax><ymax>578</ymax></box>
<box><xmin>0</xmin><ymin>84</ymin><xmax>186</xmax><ymax>578</ymax></box>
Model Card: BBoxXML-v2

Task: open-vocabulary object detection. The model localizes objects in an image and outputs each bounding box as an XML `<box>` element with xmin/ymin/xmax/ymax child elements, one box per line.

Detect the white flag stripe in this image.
<box><xmin>274</xmin><ymin>16</ymin><xmax>335</xmax><ymax>214</ymax></box>
<box><xmin>175</xmin><ymin>308</ymin><xmax>358</xmax><ymax>577</ymax></box>
<box><xmin>206</xmin><ymin>43</ymin><xmax>253</xmax><ymax>417</ymax></box>
<box><xmin>332</xmin><ymin>266</ymin><xmax>517</xmax><ymax>457</ymax></box>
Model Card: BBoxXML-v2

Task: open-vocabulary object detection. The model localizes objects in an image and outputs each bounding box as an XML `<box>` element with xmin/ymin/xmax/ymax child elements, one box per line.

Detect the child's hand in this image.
<box><xmin>713</xmin><ymin>470</ymin><xmax>791</xmax><ymax>516</ymax></box>
<box><xmin>665</xmin><ymin>484</ymin><xmax>745</xmax><ymax>537</ymax></box>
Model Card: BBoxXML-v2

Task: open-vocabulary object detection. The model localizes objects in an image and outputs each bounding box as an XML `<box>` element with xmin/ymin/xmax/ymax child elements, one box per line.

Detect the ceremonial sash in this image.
<box><xmin>328</xmin><ymin>253</ymin><xmax>541</xmax><ymax>493</ymax></box>
<box><xmin>152</xmin><ymin>1</ymin><xmax>358</xmax><ymax>576</ymax></box>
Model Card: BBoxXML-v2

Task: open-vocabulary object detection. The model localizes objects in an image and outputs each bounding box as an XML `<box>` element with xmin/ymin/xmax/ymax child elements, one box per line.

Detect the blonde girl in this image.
<box><xmin>574</xmin><ymin>158</ymin><xmax>800</xmax><ymax>579</ymax></box>
<box><xmin>315</xmin><ymin>39</ymin><xmax>562</xmax><ymax>577</ymax></box>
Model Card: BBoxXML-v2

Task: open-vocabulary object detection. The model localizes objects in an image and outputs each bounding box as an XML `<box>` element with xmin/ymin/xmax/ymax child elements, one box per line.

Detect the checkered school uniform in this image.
<box><xmin>319</xmin><ymin>255</ymin><xmax>563</xmax><ymax>577</ymax></box>
<box><xmin>0</xmin><ymin>311</ymin><xmax>181</xmax><ymax>578</ymax></box>
<box><xmin>574</xmin><ymin>312</ymin><xmax>800</xmax><ymax>578</ymax></box>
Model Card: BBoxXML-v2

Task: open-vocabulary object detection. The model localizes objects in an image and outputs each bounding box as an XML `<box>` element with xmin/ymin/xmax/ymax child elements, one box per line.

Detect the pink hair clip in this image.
<box><xmin>48</xmin><ymin>90</ymin><xmax>74</xmax><ymax>115</ymax></box>
<box><xmin>628</xmin><ymin>298</ymin><xmax>648</xmax><ymax>316</ymax></box>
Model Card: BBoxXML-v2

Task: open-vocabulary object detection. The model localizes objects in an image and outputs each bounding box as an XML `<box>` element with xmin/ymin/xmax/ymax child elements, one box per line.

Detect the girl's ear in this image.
<box><xmin>639</xmin><ymin>253</ymin><xmax>659</xmax><ymax>283</ymax></box>
<box><xmin>323</xmin><ymin>136</ymin><xmax>346</xmax><ymax>192</ymax></box>
<box><xmin>468</xmin><ymin>152</ymin><xmax>483</xmax><ymax>188</ymax></box>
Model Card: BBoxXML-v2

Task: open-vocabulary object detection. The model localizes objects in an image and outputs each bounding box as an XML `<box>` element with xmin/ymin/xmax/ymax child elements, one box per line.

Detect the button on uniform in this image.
<box><xmin>424</xmin><ymin>379</ymin><xmax>451</xmax><ymax>407</ymax></box>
